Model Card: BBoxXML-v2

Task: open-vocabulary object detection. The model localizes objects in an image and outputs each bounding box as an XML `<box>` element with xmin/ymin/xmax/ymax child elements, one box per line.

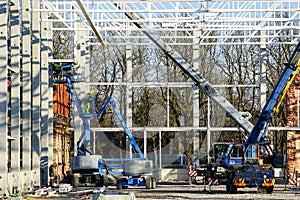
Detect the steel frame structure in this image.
<box><xmin>1</xmin><ymin>0</ymin><xmax>300</xmax><ymax>196</ymax></box>
<box><xmin>45</xmin><ymin>0</ymin><xmax>300</xmax><ymax>182</ymax></box>
<box><xmin>44</xmin><ymin>0</ymin><xmax>300</xmax><ymax>46</ymax></box>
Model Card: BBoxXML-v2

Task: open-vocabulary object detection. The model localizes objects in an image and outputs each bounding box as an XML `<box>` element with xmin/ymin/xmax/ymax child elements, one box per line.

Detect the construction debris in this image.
<box><xmin>58</xmin><ymin>184</ymin><xmax>73</xmax><ymax>193</ymax></box>
<box><xmin>24</xmin><ymin>185</ymin><xmax>139</xmax><ymax>200</ymax></box>
<box><xmin>32</xmin><ymin>187</ymin><xmax>56</xmax><ymax>196</ymax></box>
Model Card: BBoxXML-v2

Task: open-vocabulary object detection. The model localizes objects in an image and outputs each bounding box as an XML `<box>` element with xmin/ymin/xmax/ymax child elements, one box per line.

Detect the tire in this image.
<box><xmin>151</xmin><ymin>177</ymin><xmax>156</xmax><ymax>189</ymax></box>
<box><xmin>73</xmin><ymin>174</ymin><xmax>80</xmax><ymax>188</ymax></box>
<box><xmin>97</xmin><ymin>175</ymin><xmax>110</xmax><ymax>187</ymax></box>
<box><xmin>266</xmin><ymin>186</ymin><xmax>274</xmax><ymax>194</ymax></box>
<box><xmin>146</xmin><ymin>177</ymin><xmax>152</xmax><ymax>189</ymax></box>
<box><xmin>117</xmin><ymin>178</ymin><xmax>123</xmax><ymax>190</ymax></box>
<box><xmin>226</xmin><ymin>182</ymin><xmax>237</xmax><ymax>194</ymax></box>
<box><xmin>122</xmin><ymin>178</ymin><xmax>128</xmax><ymax>189</ymax></box>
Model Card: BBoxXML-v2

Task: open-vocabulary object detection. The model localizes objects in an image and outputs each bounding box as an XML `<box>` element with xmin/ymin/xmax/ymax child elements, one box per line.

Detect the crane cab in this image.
<box><xmin>212</xmin><ymin>143</ymin><xmax>274</xmax><ymax>168</ymax></box>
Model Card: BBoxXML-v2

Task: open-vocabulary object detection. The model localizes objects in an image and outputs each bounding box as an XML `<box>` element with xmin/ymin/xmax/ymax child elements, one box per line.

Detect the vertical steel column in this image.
<box><xmin>0</xmin><ymin>1</ymin><xmax>8</xmax><ymax>196</ymax></box>
<box><xmin>22</xmin><ymin>0</ymin><xmax>33</xmax><ymax>192</ymax></box>
<box><xmin>10</xmin><ymin>0</ymin><xmax>21</xmax><ymax>193</ymax></box>
<box><xmin>167</xmin><ymin>86</ymin><xmax>170</xmax><ymax>127</ymax></box>
<box><xmin>47</xmin><ymin>9</ymin><xmax>54</xmax><ymax>186</ymax></box>
<box><xmin>260</xmin><ymin>30</ymin><xmax>267</xmax><ymax>141</ymax></box>
<box><xmin>126</xmin><ymin>44</ymin><xmax>133</xmax><ymax>158</ymax></box>
<box><xmin>73</xmin><ymin>22</ymin><xmax>82</xmax><ymax>157</ymax></box>
<box><xmin>260</xmin><ymin>30</ymin><xmax>267</xmax><ymax>110</ymax></box>
<box><xmin>159</xmin><ymin>130</ymin><xmax>162</xmax><ymax>170</ymax></box>
<box><xmin>74</xmin><ymin>12</ymin><xmax>89</xmax><ymax>79</ymax></box>
<box><xmin>207</xmin><ymin>97</ymin><xmax>211</xmax><ymax>157</ymax></box>
<box><xmin>143</xmin><ymin>129</ymin><xmax>147</xmax><ymax>158</ymax></box>
<box><xmin>74</xmin><ymin>13</ymin><xmax>88</xmax><ymax>154</ymax></box>
<box><xmin>40</xmin><ymin>4</ymin><xmax>52</xmax><ymax>186</ymax></box>
<box><xmin>193</xmin><ymin>32</ymin><xmax>200</xmax><ymax>166</ymax></box>
<box><xmin>32</xmin><ymin>0</ymin><xmax>41</xmax><ymax>188</ymax></box>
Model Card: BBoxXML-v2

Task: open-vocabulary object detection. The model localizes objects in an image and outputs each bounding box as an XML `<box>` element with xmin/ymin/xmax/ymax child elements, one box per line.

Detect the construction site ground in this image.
<box><xmin>24</xmin><ymin>182</ymin><xmax>300</xmax><ymax>200</ymax></box>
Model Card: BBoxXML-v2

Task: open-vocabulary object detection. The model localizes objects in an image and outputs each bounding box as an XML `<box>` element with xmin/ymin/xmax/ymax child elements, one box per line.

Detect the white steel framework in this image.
<box><xmin>1</xmin><ymin>0</ymin><xmax>300</xmax><ymax>196</ymax></box>
<box><xmin>43</xmin><ymin>0</ymin><xmax>300</xmax><ymax>46</ymax></box>
<box><xmin>42</xmin><ymin>0</ymin><xmax>300</xmax><ymax>171</ymax></box>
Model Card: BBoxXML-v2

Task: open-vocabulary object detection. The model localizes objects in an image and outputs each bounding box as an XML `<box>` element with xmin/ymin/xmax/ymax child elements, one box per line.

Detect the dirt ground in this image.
<box><xmin>25</xmin><ymin>182</ymin><xmax>300</xmax><ymax>200</ymax></box>
<box><xmin>128</xmin><ymin>182</ymin><xmax>300</xmax><ymax>200</ymax></box>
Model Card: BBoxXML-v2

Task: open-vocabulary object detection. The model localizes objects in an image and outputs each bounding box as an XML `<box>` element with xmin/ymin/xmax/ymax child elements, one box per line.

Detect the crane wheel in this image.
<box><xmin>145</xmin><ymin>177</ymin><xmax>152</xmax><ymax>189</ymax></box>
<box><xmin>226</xmin><ymin>182</ymin><xmax>237</xmax><ymax>194</ymax></box>
<box><xmin>265</xmin><ymin>186</ymin><xmax>274</xmax><ymax>194</ymax></box>
<box><xmin>72</xmin><ymin>174</ymin><xmax>80</xmax><ymax>188</ymax></box>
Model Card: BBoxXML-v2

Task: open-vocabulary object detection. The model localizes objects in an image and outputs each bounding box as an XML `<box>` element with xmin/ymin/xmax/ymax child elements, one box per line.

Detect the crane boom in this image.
<box><xmin>116</xmin><ymin>5</ymin><xmax>254</xmax><ymax>135</ymax></box>
<box><xmin>247</xmin><ymin>41</ymin><xmax>300</xmax><ymax>144</ymax></box>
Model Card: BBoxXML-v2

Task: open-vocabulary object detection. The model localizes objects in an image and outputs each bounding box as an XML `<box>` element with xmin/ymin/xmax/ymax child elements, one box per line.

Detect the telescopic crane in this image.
<box><xmin>116</xmin><ymin>4</ymin><xmax>300</xmax><ymax>193</ymax></box>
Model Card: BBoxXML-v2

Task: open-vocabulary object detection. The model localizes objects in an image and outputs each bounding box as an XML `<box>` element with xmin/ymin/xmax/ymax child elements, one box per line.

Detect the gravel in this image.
<box><xmin>25</xmin><ymin>182</ymin><xmax>300</xmax><ymax>200</ymax></box>
<box><xmin>124</xmin><ymin>182</ymin><xmax>300</xmax><ymax>200</ymax></box>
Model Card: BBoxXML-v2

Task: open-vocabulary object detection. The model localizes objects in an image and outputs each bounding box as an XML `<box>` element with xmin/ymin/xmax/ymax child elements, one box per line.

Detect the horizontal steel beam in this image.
<box><xmin>90</xmin><ymin>126</ymin><xmax>300</xmax><ymax>132</ymax></box>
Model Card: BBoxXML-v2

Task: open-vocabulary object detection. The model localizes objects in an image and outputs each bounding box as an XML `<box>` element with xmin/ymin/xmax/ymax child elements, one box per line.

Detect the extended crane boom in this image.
<box><xmin>66</xmin><ymin>77</ymin><xmax>93</xmax><ymax>155</ymax></box>
<box><xmin>247</xmin><ymin>41</ymin><xmax>300</xmax><ymax>144</ymax></box>
<box><xmin>115</xmin><ymin>4</ymin><xmax>254</xmax><ymax>136</ymax></box>
<box><xmin>116</xmin><ymin>4</ymin><xmax>300</xmax><ymax>193</ymax></box>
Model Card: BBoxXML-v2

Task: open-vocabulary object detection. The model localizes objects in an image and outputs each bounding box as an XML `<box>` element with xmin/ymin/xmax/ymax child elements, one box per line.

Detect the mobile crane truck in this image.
<box><xmin>115</xmin><ymin>3</ymin><xmax>300</xmax><ymax>193</ymax></box>
<box><xmin>218</xmin><ymin>41</ymin><xmax>300</xmax><ymax>194</ymax></box>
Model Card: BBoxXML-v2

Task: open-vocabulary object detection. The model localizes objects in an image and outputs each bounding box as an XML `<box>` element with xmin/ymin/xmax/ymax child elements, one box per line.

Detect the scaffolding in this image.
<box><xmin>1</xmin><ymin>0</ymin><xmax>300</xmax><ymax>196</ymax></box>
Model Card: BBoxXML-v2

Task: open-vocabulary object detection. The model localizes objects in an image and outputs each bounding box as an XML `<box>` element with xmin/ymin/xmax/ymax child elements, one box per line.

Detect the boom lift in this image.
<box><xmin>96</xmin><ymin>96</ymin><xmax>155</xmax><ymax>189</ymax></box>
<box><xmin>52</xmin><ymin>64</ymin><xmax>155</xmax><ymax>188</ymax></box>
<box><xmin>116</xmin><ymin>4</ymin><xmax>300</xmax><ymax>193</ymax></box>
<box><xmin>52</xmin><ymin>63</ymin><xmax>105</xmax><ymax>187</ymax></box>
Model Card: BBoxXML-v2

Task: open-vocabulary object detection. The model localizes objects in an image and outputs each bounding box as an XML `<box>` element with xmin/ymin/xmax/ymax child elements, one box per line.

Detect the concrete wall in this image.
<box><xmin>154</xmin><ymin>168</ymin><xmax>189</xmax><ymax>182</ymax></box>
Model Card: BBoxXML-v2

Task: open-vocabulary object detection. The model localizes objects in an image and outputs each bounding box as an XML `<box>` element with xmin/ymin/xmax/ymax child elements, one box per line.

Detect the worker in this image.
<box><xmin>52</xmin><ymin>62</ymin><xmax>62</xmax><ymax>71</ymax></box>
<box><xmin>84</xmin><ymin>90</ymin><xmax>94</xmax><ymax>114</ymax></box>
<box><xmin>51</xmin><ymin>62</ymin><xmax>62</xmax><ymax>79</ymax></box>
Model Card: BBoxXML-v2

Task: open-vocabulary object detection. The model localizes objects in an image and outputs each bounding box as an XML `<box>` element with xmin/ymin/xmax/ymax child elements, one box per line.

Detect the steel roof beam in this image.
<box><xmin>75</xmin><ymin>0</ymin><xmax>105</xmax><ymax>48</ymax></box>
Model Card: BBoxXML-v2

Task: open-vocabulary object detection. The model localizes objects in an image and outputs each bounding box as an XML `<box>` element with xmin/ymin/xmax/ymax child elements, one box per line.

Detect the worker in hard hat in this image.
<box><xmin>84</xmin><ymin>90</ymin><xmax>94</xmax><ymax>114</ymax></box>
